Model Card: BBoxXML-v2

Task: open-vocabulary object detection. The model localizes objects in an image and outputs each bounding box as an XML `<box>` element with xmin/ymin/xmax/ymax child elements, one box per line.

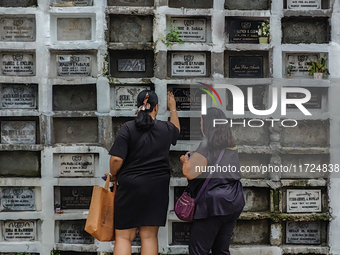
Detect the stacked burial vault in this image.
<box><xmin>0</xmin><ymin>0</ymin><xmax>340</xmax><ymax>254</ymax></box>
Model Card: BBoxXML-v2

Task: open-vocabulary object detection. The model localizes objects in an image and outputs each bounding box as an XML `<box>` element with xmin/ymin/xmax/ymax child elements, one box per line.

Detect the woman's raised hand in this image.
<box><xmin>167</xmin><ymin>91</ymin><xmax>176</xmax><ymax>111</ymax></box>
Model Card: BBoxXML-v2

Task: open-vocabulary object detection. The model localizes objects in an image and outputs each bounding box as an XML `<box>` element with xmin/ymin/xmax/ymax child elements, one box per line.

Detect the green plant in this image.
<box><xmin>286</xmin><ymin>65</ymin><xmax>295</xmax><ymax>75</ymax></box>
<box><xmin>308</xmin><ymin>58</ymin><xmax>330</xmax><ymax>75</ymax></box>
<box><xmin>258</xmin><ymin>21</ymin><xmax>270</xmax><ymax>38</ymax></box>
<box><xmin>51</xmin><ymin>249</ymin><xmax>61</xmax><ymax>255</ymax></box>
<box><xmin>165</xmin><ymin>24</ymin><xmax>184</xmax><ymax>47</ymax></box>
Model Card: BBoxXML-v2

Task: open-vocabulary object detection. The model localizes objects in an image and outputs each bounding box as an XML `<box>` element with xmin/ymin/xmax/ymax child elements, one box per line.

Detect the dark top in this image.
<box><xmin>109</xmin><ymin>119</ymin><xmax>179</xmax><ymax>229</ymax></box>
<box><xmin>189</xmin><ymin>138</ymin><xmax>245</xmax><ymax>219</ymax></box>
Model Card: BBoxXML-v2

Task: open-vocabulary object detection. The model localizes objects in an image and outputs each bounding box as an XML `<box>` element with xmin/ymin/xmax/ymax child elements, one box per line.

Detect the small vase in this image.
<box><xmin>313</xmin><ymin>73</ymin><xmax>323</xmax><ymax>79</ymax></box>
<box><xmin>259</xmin><ymin>37</ymin><xmax>269</xmax><ymax>44</ymax></box>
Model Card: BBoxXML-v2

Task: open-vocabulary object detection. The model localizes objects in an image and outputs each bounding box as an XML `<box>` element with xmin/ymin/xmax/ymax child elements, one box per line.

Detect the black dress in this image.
<box><xmin>109</xmin><ymin>119</ymin><xmax>179</xmax><ymax>229</ymax></box>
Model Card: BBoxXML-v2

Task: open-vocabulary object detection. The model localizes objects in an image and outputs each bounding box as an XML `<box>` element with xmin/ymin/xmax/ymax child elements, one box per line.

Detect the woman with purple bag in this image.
<box><xmin>179</xmin><ymin>107</ymin><xmax>245</xmax><ymax>255</ymax></box>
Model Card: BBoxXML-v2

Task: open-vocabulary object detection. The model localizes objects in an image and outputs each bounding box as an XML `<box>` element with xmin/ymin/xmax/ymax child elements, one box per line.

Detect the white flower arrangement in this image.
<box><xmin>258</xmin><ymin>21</ymin><xmax>270</xmax><ymax>38</ymax></box>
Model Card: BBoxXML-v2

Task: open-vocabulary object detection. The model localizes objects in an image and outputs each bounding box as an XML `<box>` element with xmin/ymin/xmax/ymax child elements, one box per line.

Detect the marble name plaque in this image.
<box><xmin>57</xmin><ymin>18</ymin><xmax>92</xmax><ymax>41</ymax></box>
<box><xmin>287</xmin><ymin>189</ymin><xmax>321</xmax><ymax>213</ymax></box>
<box><xmin>59</xmin><ymin>221</ymin><xmax>94</xmax><ymax>244</ymax></box>
<box><xmin>1</xmin><ymin>84</ymin><xmax>37</xmax><ymax>109</ymax></box>
<box><xmin>172</xmin><ymin>53</ymin><xmax>206</xmax><ymax>76</ymax></box>
<box><xmin>287</xmin><ymin>88</ymin><xmax>322</xmax><ymax>109</ymax></box>
<box><xmin>1</xmin><ymin>53</ymin><xmax>35</xmax><ymax>76</ymax></box>
<box><xmin>115</xmin><ymin>86</ymin><xmax>150</xmax><ymax>109</ymax></box>
<box><xmin>55</xmin><ymin>0</ymin><xmax>93</xmax><ymax>6</ymax></box>
<box><xmin>228</xmin><ymin>20</ymin><xmax>261</xmax><ymax>44</ymax></box>
<box><xmin>172</xmin><ymin>222</ymin><xmax>192</xmax><ymax>245</ymax></box>
<box><xmin>59</xmin><ymin>154</ymin><xmax>94</xmax><ymax>177</ymax></box>
<box><xmin>286</xmin><ymin>221</ymin><xmax>321</xmax><ymax>244</ymax></box>
<box><xmin>3</xmin><ymin>220</ymin><xmax>36</xmax><ymax>242</ymax></box>
<box><xmin>60</xmin><ymin>186</ymin><xmax>92</xmax><ymax>209</ymax></box>
<box><xmin>170</xmin><ymin>87</ymin><xmax>202</xmax><ymax>111</ymax></box>
<box><xmin>0</xmin><ymin>187</ymin><xmax>35</xmax><ymax>211</ymax></box>
<box><xmin>286</xmin><ymin>54</ymin><xmax>319</xmax><ymax>77</ymax></box>
<box><xmin>229</xmin><ymin>56</ymin><xmax>263</xmax><ymax>78</ymax></box>
<box><xmin>171</xmin><ymin>18</ymin><xmax>206</xmax><ymax>42</ymax></box>
<box><xmin>0</xmin><ymin>17</ymin><xmax>35</xmax><ymax>42</ymax></box>
<box><xmin>118</xmin><ymin>59</ymin><xmax>145</xmax><ymax>72</ymax></box>
<box><xmin>57</xmin><ymin>55</ymin><xmax>91</xmax><ymax>76</ymax></box>
<box><xmin>1</xmin><ymin>121</ymin><xmax>36</xmax><ymax>144</ymax></box>
<box><xmin>287</xmin><ymin>0</ymin><xmax>321</xmax><ymax>10</ymax></box>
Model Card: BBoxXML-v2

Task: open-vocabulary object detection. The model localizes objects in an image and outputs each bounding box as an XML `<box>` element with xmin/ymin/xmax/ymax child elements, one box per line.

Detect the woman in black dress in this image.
<box><xmin>108</xmin><ymin>90</ymin><xmax>180</xmax><ymax>255</ymax></box>
<box><xmin>180</xmin><ymin>107</ymin><xmax>245</xmax><ymax>255</ymax></box>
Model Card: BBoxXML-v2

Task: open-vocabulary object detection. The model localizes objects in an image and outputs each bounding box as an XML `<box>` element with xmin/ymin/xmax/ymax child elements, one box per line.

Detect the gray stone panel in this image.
<box><xmin>110</xmin><ymin>15</ymin><xmax>153</xmax><ymax>43</ymax></box>
<box><xmin>168</xmin><ymin>0</ymin><xmax>213</xmax><ymax>8</ymax></box>
<box><xmin>231</xmin><ymin>220</ymin><xmax>270</xmax><ymax>244</ymax></box>
<box><xmin>231</xmin><ymin>120</ymin><xmax>270</xmax><ymax>146</ymax></box>
<box><xmin>280</xmin><ymin>154</ymin><xmax>329</xmax><ymax>179</ymax></box>
<box><xmin>239</xmin><ymin>154</ymin><xmax>271</xmax><ymax>179</ymax></box>
<box><xmin>243</xmin><ymin>188</ymin><xmax>270</xmax><ymax>212</ymax></box>
<box><xmin>112</xmin><ymin>117</ymin><xmax>134</xmax><ymax>138</ymax></box>
<box><xmin>0</xmin><ymin>151</ymin><xmax>40</xmax><ymax>177</ymax></box>
<box><xmin>0</xmin><ymin>187</ymin><xmax>35</xmax><ymax>211</ymax></box>
<box><xmin>107</xmin><ymin>0</ymin><xmax>154</xmax><ymax>6</ymax></box>
<box><xmin>53</xmin><ymin>84</ymin><xmax>97</xmax><ymax>111</ymax></box>
<box><xmin>3</xmin><ymin>220</ymin><xmax>36</xmax><ymax>241</ymax></box>
<box><xmin>282</xmin><ymin>18</ymin><xmax>330</xmax><ymax>44</ymax></box>
<box><xmin>53</xmin><ymin>118</ymin><xmax>98</xmax><ymax>144</ymax></box>
<box><xmin>225</xmin><ymin>0</ymin><xmax>270</xmax><ymax>10</ymax></box>
<box><xmin>281</xmin><ymin>120</ymin><xmax>329</xmax><ymax>147</ymax></box>
<box><xmin>1</xmin><ymin>52</ymin><xmax>35</xmax><ymax>76</ymax></box>
<box><xmin>0</xmin><ymin>0</ymin><xmax>36</xmax><ymax>7</ymax></box>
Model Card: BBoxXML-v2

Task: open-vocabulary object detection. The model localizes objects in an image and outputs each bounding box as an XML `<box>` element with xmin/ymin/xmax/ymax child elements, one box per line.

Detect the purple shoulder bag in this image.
<box><xmin>174</xmin><ymin>149</ymin><xmax>226</xmax><ymax>222</ymax></box>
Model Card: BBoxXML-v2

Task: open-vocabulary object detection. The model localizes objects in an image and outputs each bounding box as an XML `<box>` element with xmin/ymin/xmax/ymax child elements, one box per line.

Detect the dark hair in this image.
<box><xmin>135</xmin><ymin>90</ymin><xmax>158</xmax><ymax>130</ymax></box>
<box><xmin>202</xmin><ymin>107</ymin><xmax>236</xmax><ymax>149</ymax></box>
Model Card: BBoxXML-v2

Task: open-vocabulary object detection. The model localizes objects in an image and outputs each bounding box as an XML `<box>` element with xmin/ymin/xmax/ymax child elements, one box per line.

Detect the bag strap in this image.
<box><xmin>194</xmin><ymin>148</ymin><xmax>226</xmax><ymax>203</ymax></box>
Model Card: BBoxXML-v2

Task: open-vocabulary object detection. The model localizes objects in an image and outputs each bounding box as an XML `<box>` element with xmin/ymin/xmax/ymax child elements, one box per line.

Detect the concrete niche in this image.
<box><xmin>242</xmin><ymin>188</ymin><xmax>270</xmax><ymax>212</ymax></box>
<box><xmin>110</xmin><ymin>15</ymin><xmax>153</xmax><ymax>43</ymax></box>
<box><xmin>231</xmin><ymin>119</ymin><xmax>270</xmax><ymax>146</ymax></box>
<box><xmin>0</xmin><ymin>0</ymin><xmax>37</xmax><ymax>7</ymax></box>
<box><xmin>281</xmin><ymin>120</ymin><xmax>329</xmax><ymax>147</ymax></box>
<box><xmin>0</xmin><ymin>151</ymin><xmax>40</xmax><ymax>177</ymax></box>
<box><xmin>54</xmin><ymin>0</ymin><xmax>93</xmax><ymax>6</ymax></box>
<box><xmin>107</xmin><ymin>0</ymin><xmax>154</xmax><ymax>6</ymax></box>
<box><xmin>282</xmin><ymin>17</ymin><xmax>330</xmax><ymax>44</ymax></box>
<box><xmin>225</xmin><ymin>0</ymin><xmax>270</xmax><ymax>10</ymax></box>
<box><xmin>280</xmin><ymin>154</ymin><xmax>329</xmax><ymax>179</ymax></box>
<box><xmin>231</xmin><ymin>220</ymin><xmax>270</xmax><ymax>244</ymax></box>
<box><xmin>0</xmin><ymin>84</ymin><xmax>38</xmax><ymax>110</ymax></box>
<box><xmin>109</xmin><ymin>50</ymin><xmax>154</xmax><ymax>78</ymax></box>
<box><xmin>112</xmin><ymin>117</ymin><xmax>134</xmax><ymax>139</ymax></box>
<box><xmin>53</xmin><ymin>117</ymin><xmax>98</xmax><ymax>144</ymax></box>
<box><xmin>53</xmin><ymin>84</ymin><xmax>97</xmax><ymax>111</ymax></box>
<box><xmin>239</xmin><ymin>154</ymin><xmax>271</xmax><ymax>179</ymax></box>
<box><xmin>168</xmin><ymin>0</ymin><xmax>213</xmax><ymax>8</ymax></box>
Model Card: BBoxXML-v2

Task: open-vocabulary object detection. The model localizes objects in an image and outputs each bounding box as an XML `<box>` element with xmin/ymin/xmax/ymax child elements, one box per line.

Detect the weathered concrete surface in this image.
<box><xmin>53</xmin><ymin>118</ymin><xmax>98</xmax><ymax>144</ymax></box>
<box><xmin>0</xmin><ymin>0</ymin><xmax>36</xmax><ymax>7</ymax></box>
<box><xmin>110</xmin><ymin>15</ymin><xmax>153</xmax><ymax>43</ymax></box>
<box><xmin>281</xmin><ymin>120</ymin><xmax>329</xmax><ymax>147</ymax></box>
<box><xmin>225</xmin><ymin>0</ymin><xmax>270</xmax><ymax>10</ymax></box>
<box><xmin>231</xmin><ymin>220</ymin><xmax>270</xmax><ymax>244</ymax></box>
<box><xmin>282</xmin><ymin>17</ymin><xmax>330</xmax><ymax>44</ymax></box>
<box><xmin>53</xmin><ymin>84</ymin><xmax>97</xmax><ymax>111</ymax></box>
<box><xmin>243</xmin><ymin>188</ymin><xmax>270</xmax><ymax>212</ymax></box>
<box><xmin>168</xmin><ymin>0</ymin><xmax>213</xmax><ymax>8</ymax></box>
<box><xmin>0</xmin><ymin>151</ymin><xmax>40</xmax><ymax>177</ymax></box>
<box><xmin>232</xmin><ymin>121</ymin><xmax>270</xmax><ymax>146</ymax></box>
<box><xmin>107</xmin><ymin>0</ymin><xmax>154</xmax><ymax>6</ymax></box>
